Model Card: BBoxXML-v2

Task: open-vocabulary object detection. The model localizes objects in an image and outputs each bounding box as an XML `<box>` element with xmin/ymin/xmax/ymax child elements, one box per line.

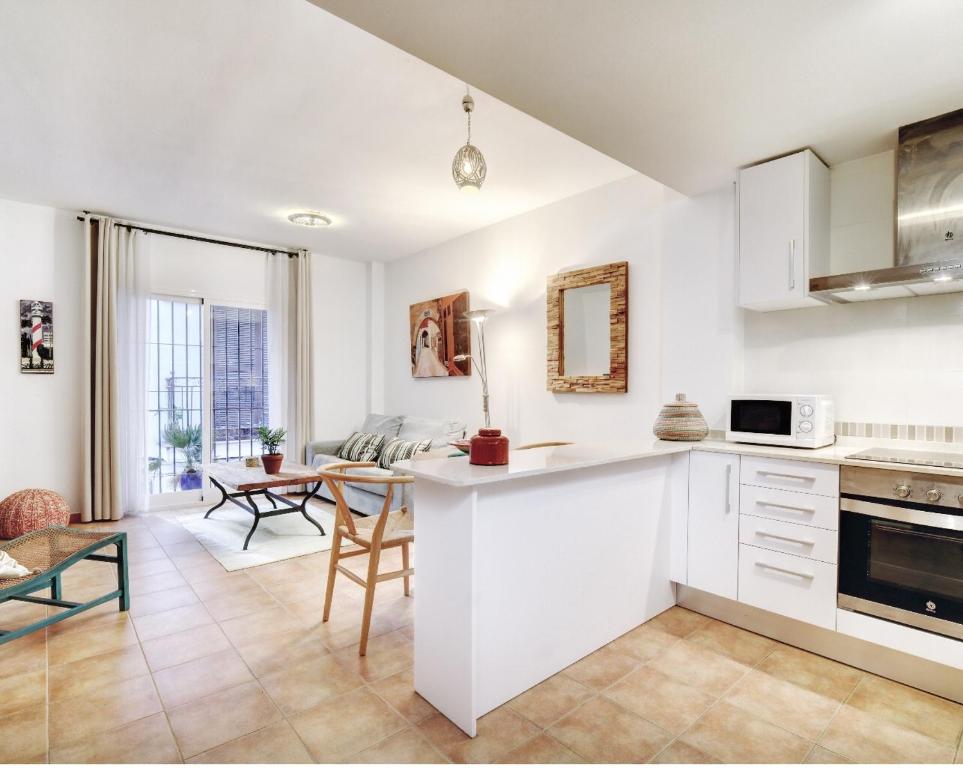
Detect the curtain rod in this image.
<box><xmin>76</xmin><ymin>214</ymin><xmax>301</xmax><ymax>257</ymax></box>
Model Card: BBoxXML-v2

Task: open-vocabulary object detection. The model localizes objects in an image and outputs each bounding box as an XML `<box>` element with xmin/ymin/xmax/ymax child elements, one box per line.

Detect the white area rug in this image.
<box><xmin>177</xmin><ymin>500</ymin><xmax>339</xmax><ymax>571</ymax></box>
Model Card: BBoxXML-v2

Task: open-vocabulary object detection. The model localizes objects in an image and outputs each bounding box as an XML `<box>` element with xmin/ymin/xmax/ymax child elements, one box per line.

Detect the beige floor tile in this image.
<box><xmin>128</xmin><ymin>585</ymin><xmax>199</xmax><ymax>618</ymax></box>
<box><xmin>757</xmin><ymin>645</ymin><xmax>862</xmax><ymax>702</ymax></box>
<box><xmin>818</xmin><ymin>703</ymin><xmax>957</xmax><ymax>764</ymax></box>
<box><xmin>349</xmin><ymin>727</ymin><xmax>446</xmax><ymax>763</ymax></box>
<box><xmin>0</xmin><ymin>631</ymin><xmax>47</xmax><ymax>675</ymax></box>
<box><xmin>232</xmin><ymin>627</ymin><xmax>329</xmax><ymax>678</ymax></box>
<box><xmin>48</xmin><ymin>644</ymin><xmax>149</xmax><ymax>701</ymax></box>
<box><xmin>219</xmin><ymin>605</ymin><xmax>302</xmax><ymax>646</ymax></box>
<box><xmin>420</xmin><ymin>705</ymin><xmax>541</xmax><ymax>763</ymax></box>
<box><xmin>332</xmin><ymin>626</ymin><xmax>413</xmax><ymax>682</ymax></box>
<box><xmin>686</xmin><ymin>621</ymin><xmax>778</xmax><ymax>666</ymax></box>
<box><xmin>609</xmin><ymin>622</ymin><xmax>680</xmax><ymax>662</ymax></box>
<box><xmin>153</xmin><ymin>647</ymin><xmax>254</xmax><ymax>709</ymax></box>
<box><xmin>562</xmin><ymin>644</ymin><xmax>640</xmax><ymax>690</ymax></box>
<box><xmin>140</xmin><ymin>622</ymin><xmax>233</xmax><ymax>671</ymax></box>
<box><xmin>187</xmin><ymin>570</ymin><xmax>257</xmax><ymax>601</ymax></box>
<box><xmin>651</xmin><ymin>739</ymin><xmax>721</xmax><ymax>763</ymax></box>
<box><xmin>129</xmin><ymin>569</ymin><xmax>189</xmax><ymax>596</ymax></box>
<box><xmin>369</xmin><ymin>668</ymin><xmax>438</xmax><ymax>724</ymax></box>
<box><xmin>201</xmin><ymin>585</ymin><xmax>279</xmax><ymax>622</ymax></box>
<box><xmin>49</xmin><ymin>712</ymin><xmax>181</xmax><ymax>763</ymax></box>
<box><xmin>128</xmin><ymin>556</ymin><xmax>178</xmax><ymax>578</ymax></box>
<box><xmin>645</xmin><ymin>606</ymin><xmax>712</xmax><ymax>638</ymax></box>
<box><xmin>498</xmin><ymin>733</ymin><xmax>582</xmax><ymax>763</ymax></box>
<box><xmin>186</xmin><ymin>720</ymin><xmax>312</xmax><ymax>764</ymax></box>
<box><xmin>548</xmin><ymin>695</ymin><xmax>671</xmax><ymax>763</ymax></box>
<box><xmin>846</xmin><ymin>673</ymin><xmax>963</xmax><ymax>746</ymax></box>
<box><xmin>167</xmin><ymin>680</ymin><xmax>281</xmax><ymax>759</ymax></box>
<box><xmin>132</xmin><ymin>602</ymin><xmax>214</xmax><ymax>641</ymax></box>
<box><xmin>653</xmin><ymin>639</ymin><xmax>751</xmax><ymax>697</ymax></box>
<box><xmin>47</xmin><ymin>618</ymin><xmax>138</xmax><ymax>666</ymax></box>
<box><xmin>605</xmin><ymin>665</ymin><xmax>716</xmax><ymax>736</ymax></box>
<box><xmin>290</xmin><ymin>687</ymin><xmax>407</xmax><ymax>762</ymax></box>
<box><xmin>0</xmin><ymin>703</ymin><xmax>47</xmax><ymax>762</ymax></box>
<box><xmin>247</xmin><ymin>557</ymin><xmax>318</xmax><ymax>588</ymax></box>
<box><xmin>160</xmin><ymin>538</ymin><xmax>207</xmax><ymax>557</ymax></box>
<box><xmin>507</xmin><ymin>673</ymin><xmax>593</xmax><ymax>729</ymax></box>
<box><xmin>49</xmin><ymin>673</ymin><xmax>163</xmax><ymax>748</ymax></box>
<box><xmin>259</xmin><ymin>653</ymin><xmax>363</xmax><ymax>715</ymax></box>
<box><xmin>724</xmin><ymin>669</ymin><xmax>840</xmax><ymax>741</ymax></box>
<box><xmin>806</xmin><ymin>745</ymin><xmax>851</xmax><ymax>763</ymax></box>
<box><xmin>0</xmin><ymin>669</ymin><xmax>45</xmax><ymax>718</ymax></box>
<box><xmin>680</xmin><ymin>701</ymin><xmax>813</xmax><ymax>763</ymax></box>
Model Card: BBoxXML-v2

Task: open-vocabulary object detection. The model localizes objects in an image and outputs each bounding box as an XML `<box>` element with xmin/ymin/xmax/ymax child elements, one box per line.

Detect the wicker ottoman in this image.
<box><xmin>0</xmin><ymin>489</ymin><xmax>71</xmax><ymax>539</ymax></box>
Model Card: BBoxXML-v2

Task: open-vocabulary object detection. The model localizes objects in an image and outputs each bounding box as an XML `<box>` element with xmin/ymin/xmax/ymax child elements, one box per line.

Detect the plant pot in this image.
<box><xmin>469</xmin><ymin>428</ymin><xmax>509</xmax><ymax>466</ymax></box>
<box><xmin>178</xmin><ymin>469</ymin><xmax>203</xmax><ymax>490</ymax></box>
<box><xmin>262</xmin><ymin>453</ymin><xmax>284</xmax><ymax>474</ymax></box>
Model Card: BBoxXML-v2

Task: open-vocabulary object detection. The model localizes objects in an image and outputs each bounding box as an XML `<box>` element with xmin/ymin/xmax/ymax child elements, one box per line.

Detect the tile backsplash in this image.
<box><xmin>835</xmin><ymin>422</ymin><xmax>963</xmax><ymax>443</ymax></box>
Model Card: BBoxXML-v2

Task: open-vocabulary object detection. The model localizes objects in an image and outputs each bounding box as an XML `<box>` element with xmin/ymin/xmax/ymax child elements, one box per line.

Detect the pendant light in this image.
<box><xmin>452</xmin><ymin>86</ymin><xmax>487</xmax><ymax>192</ymax></box>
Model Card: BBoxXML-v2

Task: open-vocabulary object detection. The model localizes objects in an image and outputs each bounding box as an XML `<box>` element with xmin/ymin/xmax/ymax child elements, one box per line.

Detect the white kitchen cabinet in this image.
<box><xmin>687</xmin><ymin>451</ymin><xmax>740</xmax><ymax>600</ymax></box>
<box><xmin>739</xmin><ymin>149</ymin><xmax>830</xmax><ymax>311</ymax></box>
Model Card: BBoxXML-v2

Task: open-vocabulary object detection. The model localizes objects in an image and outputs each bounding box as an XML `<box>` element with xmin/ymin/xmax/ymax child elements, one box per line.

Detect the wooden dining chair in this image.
<box><xmin>317</xmin><ymin>461</ymin><xmax>415</xmax><ymax>656</ymax></box>
<box><xmin>516</xmin><ymin>441</ymin><xmax>574</xmax><ymax>450</ymax></box>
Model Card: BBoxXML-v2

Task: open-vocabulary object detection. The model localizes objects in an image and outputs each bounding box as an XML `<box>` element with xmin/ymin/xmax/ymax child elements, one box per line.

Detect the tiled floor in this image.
<box><xmin>2</xmin><ymin>504</ymin><xmax>962</xmax><ymax>764</ymax></box>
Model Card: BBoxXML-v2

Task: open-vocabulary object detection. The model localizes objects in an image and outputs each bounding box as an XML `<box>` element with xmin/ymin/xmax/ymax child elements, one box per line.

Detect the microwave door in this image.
<box><xmin>730</xmin><ymin>399</ymin><xmax>793</xmax><ymax>435</ymax></box>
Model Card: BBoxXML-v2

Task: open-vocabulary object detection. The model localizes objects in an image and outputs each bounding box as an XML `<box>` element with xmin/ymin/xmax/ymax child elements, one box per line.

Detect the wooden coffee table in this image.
<box><xmin>202</xmin><ymin>462</ymin><xmax>327</xmax><ymax>550</ymax></box>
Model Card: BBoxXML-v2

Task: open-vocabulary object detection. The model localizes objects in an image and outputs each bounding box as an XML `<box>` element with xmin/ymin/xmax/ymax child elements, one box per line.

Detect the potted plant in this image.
<box><xmin>256</xmin><ymin>426</ymin><xmax>286</xmax><ymax>475</ymax></box>
<box><xmin>163</xmin><ymin>422</ymin><xmax>203</xmax><ymax>490</ymax></box>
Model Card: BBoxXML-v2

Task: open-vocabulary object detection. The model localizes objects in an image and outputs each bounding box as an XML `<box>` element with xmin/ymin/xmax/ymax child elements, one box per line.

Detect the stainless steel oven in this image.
<box><xmin>838</xmin><ymin>458</ymin><xmax>963</xmax><ymax>640</ymax></box>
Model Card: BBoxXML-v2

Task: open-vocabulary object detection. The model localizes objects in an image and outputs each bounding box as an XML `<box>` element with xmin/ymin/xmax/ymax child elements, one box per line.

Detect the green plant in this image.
<box><xmin>256</xmin><ymin>426</ymin><xmax>286</xmax><ymax>455</ymax></box>
<box><xmin>164</xmin><ymin>421</ymin><xmax>202</xmax><ymax>471</ymax></box>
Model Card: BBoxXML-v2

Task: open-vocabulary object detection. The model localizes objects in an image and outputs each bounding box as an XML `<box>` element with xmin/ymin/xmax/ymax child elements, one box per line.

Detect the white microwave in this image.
<box><xmin>726</xmin><ymin>395</ymin><xmax>835</xmax><ymax>449</ymax></box>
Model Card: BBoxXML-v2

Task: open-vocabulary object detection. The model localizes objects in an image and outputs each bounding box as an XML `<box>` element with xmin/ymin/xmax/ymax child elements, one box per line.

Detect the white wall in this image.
<box><xmin>0</xmin><ymin>200</ymin><xmax>84</xmax><ymax>512</ymax></box>
<box><xmin>381</xmin><ymin>175</ymin><xmax>740</xmax><ymax>442</ymax></box>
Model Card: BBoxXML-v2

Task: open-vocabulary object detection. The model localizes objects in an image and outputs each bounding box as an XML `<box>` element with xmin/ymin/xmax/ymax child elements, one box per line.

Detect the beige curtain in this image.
<box><xmin>83</xmin><ymin>217</ymin><xmax>151</xmax><ymax>521</ymax></box>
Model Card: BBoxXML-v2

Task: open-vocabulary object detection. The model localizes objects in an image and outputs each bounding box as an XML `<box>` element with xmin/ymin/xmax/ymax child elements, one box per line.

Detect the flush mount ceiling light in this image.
<box><xmin>287</xmin><ymin>211</ymin><xmax>331</xmax><ymax>228</ymax></box>
<box><xmin>452</xmin><ymin>86</ymin><xmax>487</xmax><ymax>192</ymax></box>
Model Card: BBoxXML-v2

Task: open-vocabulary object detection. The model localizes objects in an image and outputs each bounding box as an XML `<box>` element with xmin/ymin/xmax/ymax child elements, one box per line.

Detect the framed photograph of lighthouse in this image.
<box><xmin>20</xmin><ymin>299</ymin><xmax>54</xmax><ymax>373</ymax></box>
<box><xmin>409</xmin><ymin>291</ymin><xmax>471</xmax><ymax>378</ymax></box>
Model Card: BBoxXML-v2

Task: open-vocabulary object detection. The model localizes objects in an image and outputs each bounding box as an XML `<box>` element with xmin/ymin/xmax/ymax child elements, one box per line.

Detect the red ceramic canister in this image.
<box><xmin>469</xmin><ymin>428</ymin><xmax>509</xmax><ymax>466</ymax></box>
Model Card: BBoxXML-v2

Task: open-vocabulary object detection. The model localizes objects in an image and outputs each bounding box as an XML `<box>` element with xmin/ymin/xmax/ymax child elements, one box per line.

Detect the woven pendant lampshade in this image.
<box><xmin>452</xmin><ymin>88</ymin><xmax>487</xmax><ymax>192</ymax></box>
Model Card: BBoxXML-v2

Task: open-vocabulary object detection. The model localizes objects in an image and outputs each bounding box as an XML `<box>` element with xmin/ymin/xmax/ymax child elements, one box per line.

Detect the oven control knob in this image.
<box><xmin>798</xmin><ymin>421</ymin><xmax>813</xmax><ymax>433</ymax></box>
<box><xmin>894</xmin><ymin>484</ymin><xmax>912</xmax><ymax>498</ymax></box>
<box><xmin>926</xmin><ymin>488</ymin><xmax>943</xmax><ymax>503</ymax></box>
<box><xmin>800</xmin><ymin>404</ymin><xmax>814</xmax><ymax>417</ymax></box>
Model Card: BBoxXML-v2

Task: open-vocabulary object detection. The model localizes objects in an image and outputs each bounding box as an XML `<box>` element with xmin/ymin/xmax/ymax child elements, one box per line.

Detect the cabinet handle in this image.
<box><xmin>758</xmin><ymin>500</ymin><xmax>816</xmax><ymax>515</ymax></box>
<box><xmin>755</xmin><ymin>560</ymin><xmax>814</xmax><ymax>579</ymax></box>
<box><xmin>757</xmin><ymin>470</ymin><xmax>812</xmax><ymax>483</ymax></box>
<box><xmin>725</xmin><ymin>464</ymin><xmax>732</xmax><ymax>514</ymax></box>
<box><xmin>756</xmin><ymin>529</ymin><xmax>816</xmax><ymax>546</ymax></box>
<box><xmin>788</xmin><ymin>239</ymin><xmax>796</xmax><ymax>290</ymax></box>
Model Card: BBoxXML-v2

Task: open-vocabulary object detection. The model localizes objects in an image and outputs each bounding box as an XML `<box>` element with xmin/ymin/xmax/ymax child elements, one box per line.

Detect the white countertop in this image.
<box><xmin>393</xmin><ymin>435</ymin><xmax>963</xmax><ymax>486</ymax></box>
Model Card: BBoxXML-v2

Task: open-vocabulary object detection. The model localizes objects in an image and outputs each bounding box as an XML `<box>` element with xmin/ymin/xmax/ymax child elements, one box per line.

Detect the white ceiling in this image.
<box><xmin>312</xmin><ymin>0</ymin><xmax>963</xmax><ymax>195</ymax></box>
<box><xmin>0</xmin><ymin>0</ymin><xmax>633</xmax><ymax>261</ymax></box>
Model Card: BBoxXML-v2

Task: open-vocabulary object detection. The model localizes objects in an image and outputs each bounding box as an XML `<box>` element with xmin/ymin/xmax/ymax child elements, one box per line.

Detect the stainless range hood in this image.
<box><xmin>810</xmin><ymin>107</ymin><xmax>963</xmax><ymax>303</ymax></box>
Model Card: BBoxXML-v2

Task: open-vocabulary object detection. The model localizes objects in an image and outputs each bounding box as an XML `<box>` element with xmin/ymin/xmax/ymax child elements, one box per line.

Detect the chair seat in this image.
<box><xmin>339</xmin><ymin>508</ymin><xmax>414</xmax><ymax>546</ymax></box>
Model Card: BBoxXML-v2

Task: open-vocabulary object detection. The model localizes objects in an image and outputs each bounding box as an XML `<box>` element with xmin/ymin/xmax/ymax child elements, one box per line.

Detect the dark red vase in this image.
<box><xmin>469</xmin><ymin>428</ymin><xmax>509</xmax><ymax>466</ymax></box>
<box><xmin>261</xmin><ymin>453</ymin><xmax>284</xmax><ymax>474</ymax></box>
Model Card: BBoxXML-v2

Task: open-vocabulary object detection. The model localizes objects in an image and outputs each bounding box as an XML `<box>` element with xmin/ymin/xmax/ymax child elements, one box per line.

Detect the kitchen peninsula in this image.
<box><xmin>395</xmin><ymin>442</ymin><xmax>691</xmax><ymax>736</ymax></box>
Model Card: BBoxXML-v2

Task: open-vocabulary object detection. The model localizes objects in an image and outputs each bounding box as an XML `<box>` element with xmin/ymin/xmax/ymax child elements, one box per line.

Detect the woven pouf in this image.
<box><xmin>0</xmin><ymin>489</ymin><xmax>71</xmax><ymax>539</ymax></box>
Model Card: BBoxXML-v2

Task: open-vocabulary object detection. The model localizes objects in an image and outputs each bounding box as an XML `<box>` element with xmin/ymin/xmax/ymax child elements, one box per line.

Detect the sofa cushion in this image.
<box><xmin>398</xmin><ymin>416</ymin><xmax>467</xmax><ymax>448</ymax></box>
<box><xmin>310</xmin><ymin>452</ymin><xmax>341</xmax><ymax>470</ymax></box>
<box><xmin>361</xmin><ymin>413</ymin><xmax>404</xmax><ymax>438</ymax></box>
<box><xmin>337</xmin><ymin>431</ymin><xmax>385</xmax><ymax>462</ymax></box>
<box><xmin>378</xmin><ymin>437</ymin><xmax>432</xmax><ymax>469</ymax></box>
<box><xmin>345</xmin><ymin>466</ymin><xmax>395</xmax><ymax>498</ymax></box>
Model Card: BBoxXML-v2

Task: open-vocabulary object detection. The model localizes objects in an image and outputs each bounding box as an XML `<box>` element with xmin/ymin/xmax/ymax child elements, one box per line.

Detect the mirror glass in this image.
<box><xmin>562</xmin><ymin>283</ymin><xmax>611</xmax><ymax>376</ymax></box>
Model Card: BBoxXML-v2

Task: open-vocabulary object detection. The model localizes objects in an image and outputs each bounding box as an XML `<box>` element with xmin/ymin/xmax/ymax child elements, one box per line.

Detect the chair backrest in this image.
<box><xmin>516</xmin><ymin>441</ymin><xmax>574</xmax><ymax>450</ymax></box>
<box><xmin>316</xmin><ymin>462</ymin><xmax>414</xmax><ymax>540</ymax></box>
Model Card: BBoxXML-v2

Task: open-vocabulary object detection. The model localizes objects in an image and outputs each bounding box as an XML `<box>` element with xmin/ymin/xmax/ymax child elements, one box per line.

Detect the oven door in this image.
<box><xmin>839</xmin><ymin>500</ymin><xmax>963</xmax><ymax>639</ymax></box>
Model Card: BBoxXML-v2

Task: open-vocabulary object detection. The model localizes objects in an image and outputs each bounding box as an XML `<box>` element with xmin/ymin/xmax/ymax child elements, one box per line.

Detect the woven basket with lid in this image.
<box><xmin>653</xmin><ymin>393</ymin><xmax>709</xmax><ymax>442</ymax></box>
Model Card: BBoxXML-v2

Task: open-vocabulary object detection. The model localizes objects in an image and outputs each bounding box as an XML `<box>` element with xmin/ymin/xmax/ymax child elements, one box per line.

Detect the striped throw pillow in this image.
<box><xmin>378</xmin><ymin>437</ymin><xmax>432</xmax><ymax>469</ymax></box>
<box><xmin>337</xmin><ymin>431</ymin><xmax>386</xmax><ymax>463</ymax></box>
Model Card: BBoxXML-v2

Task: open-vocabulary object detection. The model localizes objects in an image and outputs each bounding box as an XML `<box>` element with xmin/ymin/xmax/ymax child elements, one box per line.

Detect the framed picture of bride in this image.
<box><xmin>409</xmin><ymin>290</ymin><xmax>471</xmax><ymax>378</ymax></box>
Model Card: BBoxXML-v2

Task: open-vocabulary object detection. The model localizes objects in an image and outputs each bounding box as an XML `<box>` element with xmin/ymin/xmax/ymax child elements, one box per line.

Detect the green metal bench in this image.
<box><xmin>0</xmin><ymin>526</ymin><xmax>129</xmax><ymax>645</ymax></box>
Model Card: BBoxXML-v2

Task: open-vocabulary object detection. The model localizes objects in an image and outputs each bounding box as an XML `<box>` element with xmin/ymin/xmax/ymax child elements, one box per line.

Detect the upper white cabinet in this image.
<box><xmin>687</xmin><ymin>451</ymin><xmax>740</xmax><ymax>600</ymax></box>
<box><xmin>739</xmin><ymin>149</ymin><xmax>830</xmax><ymax>311</ymax></box>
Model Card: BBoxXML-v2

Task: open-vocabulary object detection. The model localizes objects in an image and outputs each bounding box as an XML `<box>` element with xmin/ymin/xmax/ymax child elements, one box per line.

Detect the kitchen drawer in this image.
<box><xmin>739</xmin><ymin>514</ymin><xmax>838</xmax><ymax>564</ymax></box>
<box><xmin>739</xmin><ymin>484</ymin><xmax>838</xmax><ymax>530</ymax></box>
<box><xmin>741</xmin><ymin>456</ymin><xmax>839</xmax><ymax>498</ymax></box>
<box><xmin>738</xmin><ymin>544</ymin><xmax>838</xmax><ymax>630</ymax></box>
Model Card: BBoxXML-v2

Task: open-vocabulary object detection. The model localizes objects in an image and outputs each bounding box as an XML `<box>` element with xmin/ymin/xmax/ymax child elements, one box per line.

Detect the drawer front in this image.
<box><xmin>738</xmin><ymin>544</ymin><xmax>838</xmax><ymax>630</ymax></box>
<box><xmin>739</xmin><ymin>514</ymin><xmax>838</xmax><ymax>564</ymax></box>
<box><xmin>741</xmin><ymin>456</ymin><xmax>839</xmax><ymax>498</ymax></box>
<box><xmin>739</xmin><ymin>484</ymin><xmax>839</xmax><ymax>530</ymax></box>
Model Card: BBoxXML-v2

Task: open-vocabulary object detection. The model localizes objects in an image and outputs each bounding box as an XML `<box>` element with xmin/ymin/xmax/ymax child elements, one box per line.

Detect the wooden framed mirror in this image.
<box><xmin>547</xmin><ymin>261</ymin><xmax>628</xmax><ymax>393</ymax></box>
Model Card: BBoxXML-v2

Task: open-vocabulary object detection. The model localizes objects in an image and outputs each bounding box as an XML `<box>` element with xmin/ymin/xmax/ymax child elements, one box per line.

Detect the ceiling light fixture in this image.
<box><xmin>452</xmin><ymin>86</ymin><xmax>487</xmax><ymax>193</ymax></box>
<box><xmin>853</xmin><ymin>283</ymin><xmax>871</xmax><ymax>291</ymax></box>
<box><xmin>287</xmin><ymin>211</ymin><xmax>331</xmax><ymax>228</ymax></box>
<box><xmin>933</xmin><ymin>274</ymin><xmax>954</xmax><ymax>282</ymax></box>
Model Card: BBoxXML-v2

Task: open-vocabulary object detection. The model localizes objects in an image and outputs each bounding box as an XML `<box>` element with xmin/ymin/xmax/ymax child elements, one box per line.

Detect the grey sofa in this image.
<box><xmin>306</xmin><ymin>413</ymin><xmax>467</xmax><ymax>515</ymax></box>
